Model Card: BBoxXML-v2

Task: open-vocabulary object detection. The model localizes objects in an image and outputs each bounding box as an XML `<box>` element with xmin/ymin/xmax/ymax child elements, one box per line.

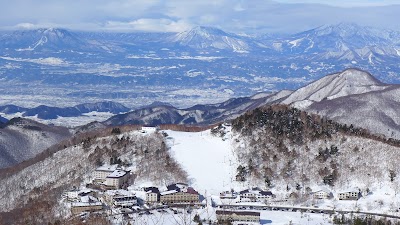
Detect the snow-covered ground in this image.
<box><xmin>112</xmin><ymin>206</ymin><xmax>330</xmax><ymax>225</ymax></box>
<box><xmin>161</xmin><ymin>129</ymin><xmax>329</xmax><ymax>224</ymax></box>
<box><xmin>162</xmin><ymin>128</ymin><xmax>400</xmax><ymax>224</ymax></box>
<box><xmin>0</xmin><ymin>111</ymin><xmax>115</xmax><ymax>127</ymax></box>
<box><xmin>165</xmin><ymin>129</ymin><xmax>244</xmax><ymax>196</ymax></box>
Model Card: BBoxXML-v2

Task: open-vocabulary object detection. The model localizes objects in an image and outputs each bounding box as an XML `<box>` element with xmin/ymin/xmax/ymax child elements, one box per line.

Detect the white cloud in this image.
<box><xmin>104</xmin><ymin>19</ymin><xmax>192</xmax><ymax>32</ymax></box>
<box><xmin>0</xmin><ymin>0</ymin><xmax>399</xmax><ymax>33</ymax></box>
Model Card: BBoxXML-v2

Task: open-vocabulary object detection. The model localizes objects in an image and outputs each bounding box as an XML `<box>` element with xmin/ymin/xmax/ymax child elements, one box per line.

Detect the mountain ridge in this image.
<box><xmin>0</xmin><ymin>101</ymin><xmax>130</xmax><ymax>120</ymax></box>
<box><xmin>0</xmin><ymin>117</ymin><xmax>71</xmax><ymax>169</ymax></box>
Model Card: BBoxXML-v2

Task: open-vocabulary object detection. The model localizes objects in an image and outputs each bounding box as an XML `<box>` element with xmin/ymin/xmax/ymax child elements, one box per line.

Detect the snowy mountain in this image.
<box><xmin>281</xmin><ymin>68</ymin><xmax>387</xmax><ymax>108</ymax></box>
<box><xmin>103</xmin><ymin>92</ymin><xmax>290</xmax><ymax>126</ymax></box>
<box><xmin>1</xmin><ymin>23</ymin><xmax>400</xmax><ymax>110</ymax></box>
<box><xmin>2</xmin><ymin>105</ymin><xmax>400</xmax><ymax>224</ymax></box>
<box><xmin>0</xmin><ymin>101</ymin><xmax>130</xmax><ymax>120</ymax></box>
<box><xmin>269</xmin><ymin>23</ymin><xmax>400</xmax><ymax>61</ymax></box>
<box><xmin>281</xmin><ymin>68</ymin><xmax>400</xmax><ymax>139</ymax></box>
<box><xmin>307</xmin><ymin>86</ymin><xmax>400</xmax><ymax>139</ymax></box>
<box><xmin>0</xmin><ymin>118</ymin><xmax>71</xmax><ymax>169</ymax></box>
<box><xmin>0</xmin><ymin>127</ymin><xmax>187</xmax><ymax>224</ymax></box>
<box><xmin>0</xmin><ymin>28</ymin><xmax>107</xmax><ymax>53</ymax></box>
<box><xmin>231</xmin><ymin>105</ymin><xmax>400</xmax><ymax>213</ymax></box>
<box><xmin>170</xmin><ymin>26</ymin><xmax>250</xmax><ymax>52</ymax></box>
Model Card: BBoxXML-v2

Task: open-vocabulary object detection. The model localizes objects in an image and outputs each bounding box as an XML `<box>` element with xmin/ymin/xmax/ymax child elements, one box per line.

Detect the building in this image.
<box><xmin>160</xmin><ymin>187</ymin><xmax>200</xmax><ymax>204</ymax></box>
<box><xmin>338</xmin><ymin>189</ymin><xmax>361</xmax><ymax>200</ymax></box>
<box><xmin>312</xmin><ymin>188</ymin><xmax>332</xmax><ymax>199</ymax></box>
<box><xmin>220</xmin><ymin>190</ymin><xmax>238</xmax><ymax>200</ymax></box>
<box><xmin>71</xmin><ymin>196</ymin><xmax>102</xmax><ymax>214</ymax></box>
<box><xmin>145</xmin><ymin>187</ymin><xmax>160</xmax><ymax>203</ymax></box>
<box><xmin>167</xmin><ymin>183</ymin><xmax>189</xmax><ymax>192</ymax></box>
<box><xmin>66</xmin><ymin>190</ymin><xmax>79</xmax><ymax>201</ymax></box>
<box><xmin>141</xmin><ymin>126</ymin><xmax>158</xmax><ymax>133</ymax></box>
<box><xmin>239</xmin><ymin>187</ymin><xmax>273</xmax><ymax>203</ymax></box>
<box><xmin>216</xmin><ymin>210</ymin><xmax>260</xmax><ymax>224</ymax></box>
<box><xmin>105</xmin><ymin>190</ymin><xmax>137</xmax><ymax>207</ymax></box>
<box><xmin>94</xmin><ymin>164</ymin><xmax>119</xmax><ymax>182</ymax></box>
<box><xmin>104</xmin><ymin>170</ymin><xmax>129</xmax><ymax>189</ymax></box>
<box><xmin>71</xmin><ymin>202</ymin><xmax>103</xmax><ymax>214</ymax></box>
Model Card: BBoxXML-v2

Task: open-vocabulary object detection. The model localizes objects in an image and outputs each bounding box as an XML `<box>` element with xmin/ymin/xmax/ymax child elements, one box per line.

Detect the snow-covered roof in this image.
<box><xmin>340</xmin><ymin>188</ymin><xmax>360</xmax><ymax>193</ymax></box>
<box><xmin>239</xmin><ymin>187</ymin><xmax>271</xmax><ymax>196</ymax></box>
<box><xmin>96</xmin><ymin>164</ymin><xmax>118</xmax><ymax>172</ymax></box>
<box><xmin>107</xmin><ymin>170</ymin><xmax>127</xmax><ymax>178</ymax></box>
<box><xmin>80</xmin><ymin>195</ymin><xmax>98</xmax><ymax>203</ymax></box>
<box><xmin>106</xmin><ymin>189</ymin><xmax>134</xmax><ymax>197</ymax></box>
<box><xmin>313</xmin><ymin>187</ymin><xmax>331</xmax><ymax>194</ymax></box>
<box><xmin>216</xmin><ymin>210</ymin><xmax>260</xmax><ymax>216</ymax></box>
<box><xmin>72</xmin><ymin>202</ymin><xmax>102</xmax><ymax>207</ymax></box>
<box><xmin>160</xmin><ymin>190</ymin><xmax>178</xmax><ymax>195</ymax></box>
<box><xmin>144</xmin><ymin>187</ymin><xmax>160</xmax><ymax>194</ymax></box>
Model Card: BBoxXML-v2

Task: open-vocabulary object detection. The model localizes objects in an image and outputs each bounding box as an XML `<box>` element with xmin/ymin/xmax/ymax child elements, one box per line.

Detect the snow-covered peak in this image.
<box><xmin>41</xmin><ymin>28</ymin><xmax>70</xmax><ymax>38</ymax></box>
<box><xmin>313</xmin><ymin>22</ymin><xmax>364</xmax><ymax>37</ymax></box>
<box><xmin>171</xmin><ymin>26</ymin><xmax>249</xmax><ymax>52</ymax></box>
<box><xmin>282</xmin><ymin>68</ymin><xmax>388</xmax><ymax>108</ymax></box>
<box><xmin>299</xmin><ymin>22</ymin><xmax>399</xmax><ymax>45</ymax></box>
<box><xmin>187</xmin><ymin>26</ymin><xmax>228</xmax><ymax>37</ymax></box>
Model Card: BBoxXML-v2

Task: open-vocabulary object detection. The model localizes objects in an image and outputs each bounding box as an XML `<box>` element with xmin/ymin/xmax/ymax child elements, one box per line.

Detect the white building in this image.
<box><xmin>239</xmin><ymin>187</ymin><xmax>273</xmax><ymax>203</ymax></box>
<box><xmin>338</xmin><ymin>188</ymin><xmax>361</xmax><ymax>200</ymax></box>
<box><xmin>66</xmin><ymin>190</ymin><xmax>79</xmax><ymax>200</ymax></box>
<box><xmin>312</xmin><ymin>188</ymin><xmax>332</xmax><ymax>199</ymax></box>
<box><xmin>144</xmin><ymin>187</ymin><xmax>160</xmax><ymax>203</ymax></box>
<box><xmin>105</xmin><ymin>170</ymin><xmax>129</xmax><ymax>189</ymax></box>
<box><xmin>94</xmin><ymin>164</ymin><xmax>119</xmax><ymax>181</ymax></box>
<box><xmin>141</xmin><ymin>126</ymin><xmax>158</xmax><ymax>133</ymax></box>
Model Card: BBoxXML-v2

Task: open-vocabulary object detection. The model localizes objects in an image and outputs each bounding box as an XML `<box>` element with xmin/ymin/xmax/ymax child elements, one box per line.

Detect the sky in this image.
<box><xmin>0</xmin><ymin>0</ymin><xmax>399</xmax><ymax>33</ymax></box>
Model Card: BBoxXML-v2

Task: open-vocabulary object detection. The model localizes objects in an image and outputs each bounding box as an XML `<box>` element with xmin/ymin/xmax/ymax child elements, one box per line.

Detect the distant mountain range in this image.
<box><xmin>103</xmin><ymin>90</ymin><xmax>292</xmax><ymax>126</ymax></box>
<box><xmin>1</xmin><ymin>67</ymin><xmax>399</xmax><ymax>143</ymax></box>
<box><xmin>1</xmin><ymin>23</ymin><xmax>400</xmax><ymax>110</ymax></box>
<box><xmin>101</xmin><ymin>68</ymin><xmax>400</xmax><ymax>141</ymax></box>
<box><xmin>0</xmin><ymin>101</ymin><xmax>130</xmax><ymax>119</ymax></box>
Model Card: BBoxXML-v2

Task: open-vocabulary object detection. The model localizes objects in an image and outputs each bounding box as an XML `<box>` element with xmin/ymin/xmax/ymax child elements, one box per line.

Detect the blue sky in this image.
<box><xmin>276</xmin><ymin>0</ymin><xmax>400</xmax><ymax>7</ymax></box>
<box><xmin>0</xmin><ymin>0</ymin><xmax>399</xmax><ymax>33</ymax></box>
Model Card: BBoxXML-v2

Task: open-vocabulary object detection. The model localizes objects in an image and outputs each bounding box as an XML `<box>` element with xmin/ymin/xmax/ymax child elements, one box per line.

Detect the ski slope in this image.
<box><xmin>165</xmin><ymin>129</ymin><xmax>239</xmax><ymax>195</ymax></box>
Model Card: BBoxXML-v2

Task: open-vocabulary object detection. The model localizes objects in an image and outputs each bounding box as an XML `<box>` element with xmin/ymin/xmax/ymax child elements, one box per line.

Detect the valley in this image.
<box><xmin>1</xmin><ymin>23</ymin><xmax>400</xmax><ymax>109</ymax></box>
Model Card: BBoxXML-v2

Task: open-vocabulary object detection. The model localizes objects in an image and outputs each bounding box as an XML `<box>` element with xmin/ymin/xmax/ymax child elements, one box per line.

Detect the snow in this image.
<box><xmin>282</xmin><ymin>69</ymin><xmax>387</xmax><ymax>105</ymax></box>
<box><xmin>0</xmin><ymin>111</ymin><xmax>116</xmax><ymax>128</ymax></box>
<box><xmin>289</xmin><ymin>38</ymin><xmax>304</xmax><ymax>47</ymax></box>
<box><xmin>107</xmin><ymin>170</ymin><xmax>127</xmax><ymax>178</ymax></box>
<box><xmin>160</xmin><ymin>190</ymin><xmax>178</xmax><ymax>195</ymax></box>
<box><xmin>165</xmin><ymin>129</ymin><xmax>241</xmax><ymax>195</ymax></box>
<box><xmin>368</xmin><ymin>53</ymin><xmax>374</xmax><ymax>64</ymax></box>
<box><xmin>116</xmin><ymin>205</ymin><xmax>330</xmax><ymax>225</ymax></box>
<box><xmin>0</xmin><ymin>56</ymin><xmax>67</xmax><ymax>66</ymax></box>
<box><xmin>395</xmin><ymin>48</ymin><xmax>400</xmax><ymax>56</ymax></box>
<box><xmin>251</xmin><ymin>92</ymin><xmax>272</xmax><ymax>100</ymax></box>
<box><xmin>96</xmin><ymin>164</ymin><xmax>118</xmax><ymax>172</ymax></box>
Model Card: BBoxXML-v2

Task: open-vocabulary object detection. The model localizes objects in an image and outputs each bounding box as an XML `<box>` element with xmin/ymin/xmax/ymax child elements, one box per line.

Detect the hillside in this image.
<box><xmin>0</xmin><ymin>118</ymin><xmax>71</xmax><ymax>169</ymax></box>
<box><xmin>231</xmin><ymin>105</ymin><xmax>400</xmax><ymax>207</ymax></box>
<box><xmin>0</xmin><ymin>126</ymin><xmax>187</xmax><ymax>224</ymax></box>
<box><xmin>281</xmin><ymin>68</ymin><xmax>387</xmax><ymax>108</ymax></box>
<box><xmin>281</xmin><ymin>68</ymin><xmax>400</xmax><ymax>139</ymax></box>
<box><xmin>103</xmin><ymin>92</ymin><xmax>290</xmax><ymax>126</ymax></box>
